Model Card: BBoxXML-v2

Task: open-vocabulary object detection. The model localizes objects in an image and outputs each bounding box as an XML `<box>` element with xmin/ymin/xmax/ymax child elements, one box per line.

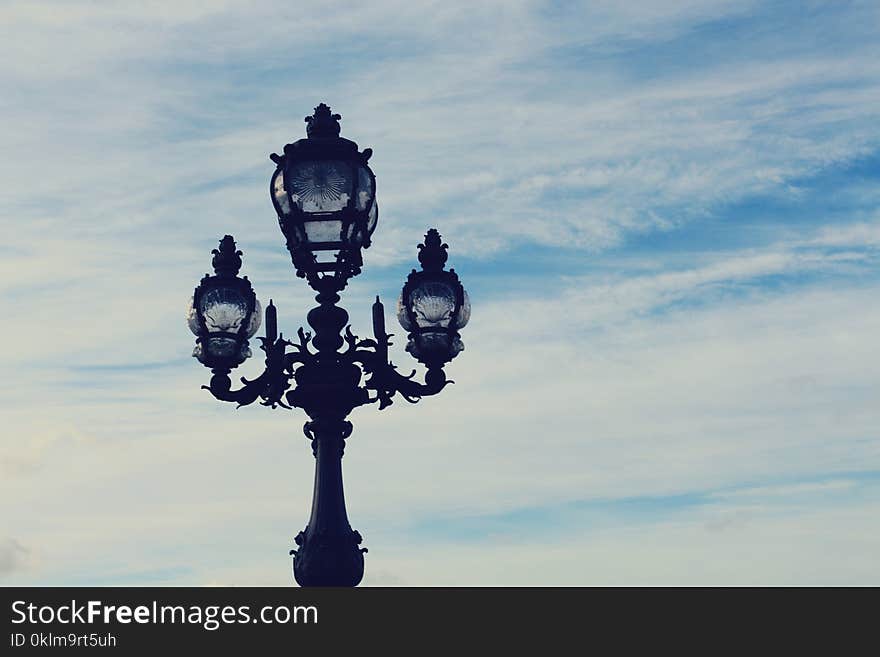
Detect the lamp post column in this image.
<box><xmin>289</xmin><ymin>282</ymin><xmax>367</xmax><ymax>587</ymax></box>
<box><xmin>292</xmin><ymin>417</ymin><xmax>365</xmax><ymax>587</ymax></box>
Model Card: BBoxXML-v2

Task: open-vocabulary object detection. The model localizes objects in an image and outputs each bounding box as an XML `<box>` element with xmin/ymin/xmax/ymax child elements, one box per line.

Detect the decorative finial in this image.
<box><xmin>212</xmin><ymin>235</ymin><xmax>243</xmax><ymax>277</ymax></box>
<box><xmin>305</xmin><ymin>103</ymin><xmax>342</xmax><ymax>139</ymax></box>
<box><xmin>417</xmin><ymin>228</ymin><xmax>448</xmax><ymax>272</ymax></box>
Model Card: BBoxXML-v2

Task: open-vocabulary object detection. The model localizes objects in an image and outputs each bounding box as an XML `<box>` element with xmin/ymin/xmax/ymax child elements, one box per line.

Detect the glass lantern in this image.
<box><xmin>270</xmin><ymin>103</ymin><xmax>377</xmax><ymax>286</ymax></box>
<box><xmin>397</xmin><ymin>229</ymin><xmax>469</xmax><ymax>367</ymax></box>
<box><xmin>187</xmin><ymin>235</ymin><xmax>261</xmax><ymax>370</ymax></box>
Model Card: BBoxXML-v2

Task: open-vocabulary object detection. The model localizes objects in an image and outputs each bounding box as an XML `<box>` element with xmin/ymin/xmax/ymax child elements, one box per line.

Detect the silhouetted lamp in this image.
<box><xmin>397</xmin><ymin>229</ymin><xmax>470</xmax><ymax>368</ymax></box>
<box><xmin>187</xmin><ymin>235</ymin><xmax>262</xmax><ymax>370</ymax></box>
<box><xmin>186</xmin><ymin>103</ymin><xmax>471</xmax><ymax>588</ymax></box>
<box><xmin>270</xmin><ymin>103</ymin><xmax>378</xmax><ymax>286</ymax></box>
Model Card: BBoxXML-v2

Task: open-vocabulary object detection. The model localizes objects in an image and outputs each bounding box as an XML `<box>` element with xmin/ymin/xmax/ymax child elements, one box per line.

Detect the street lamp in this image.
<box><xmin>186</xmin><ymin>236</ymin><xmax>262</xmax><ymax>372</ymax></box>
<box><xmin>187</xmin><ymin>104</ymin><xmax>470</xmax><ymax>587</ymax></box>
<box><xmin>269</xmin><ymin>102</ymin><xmax>377</xmax><ymax>285</ymax></box>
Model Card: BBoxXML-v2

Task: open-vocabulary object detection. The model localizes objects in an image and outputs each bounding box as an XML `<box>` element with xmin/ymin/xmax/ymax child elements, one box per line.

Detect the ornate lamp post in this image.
<box><xmin>187</xmin><ymin>104</ymin><xmax>470</xmax><ymax>587</ymax></box>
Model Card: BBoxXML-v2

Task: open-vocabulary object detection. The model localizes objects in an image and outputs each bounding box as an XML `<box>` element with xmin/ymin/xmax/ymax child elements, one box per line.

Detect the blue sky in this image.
<box><xmin>1</xmin><ymin>0</ymin><xmax>879</xmax><ymax>585</ymax></box>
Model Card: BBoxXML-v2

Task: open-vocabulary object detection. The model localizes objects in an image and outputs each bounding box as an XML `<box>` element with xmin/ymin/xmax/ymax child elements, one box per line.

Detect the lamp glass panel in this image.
<box><xmin>356</xmin><ymin>166</ymin><xmax>373</xmax><ymax>211</ymax></box>
<box><xmin>199</xmin><ymin>288</ymin><xmax>249</xmax><ymax>333</ymax></box>
<box><xmin>245</xmin><ymin>298</ymin><xmax>262</xmax><ymax>338</ymax></box>
<box><xmin>367</xmin><ymin>202</ymin><xmax>378</xmax><ymax>235</ymax></box>
<box><xmin>186</xmin><ymin>294</ymin><xmax>200</xmax><ymax>335</ymax></box>
<box><xmin>272</xmin><ymin>170</ymin><xmax>290</xmax><ymax>214</ymax></box>
<box><xmin>409</xmin><ymin>281</ymin><xmax>456</xmax><ymax>329</ymax></box>
<box><xmin>287</xmin><ymin>160</ymin><xmax>352</xmax><ymax>212</ymax></box>
<box><xmin>303</xmin><ymin>219</ymin><xmax>343</xmax><ymax>243</ymax></box>
<box><xmin>455</xmin><ymin>289</ymin><xmax>471</xmax><ymax>329</ymax></box>
<box><xmin>396</xmin><ymin>290</ymin><xmax>412</xmax><ymax>330</ymax></box>
<box><xmin>314</xmin><ymin>249</ymin><xmax>341</xmax><ymax>264</ymax></box>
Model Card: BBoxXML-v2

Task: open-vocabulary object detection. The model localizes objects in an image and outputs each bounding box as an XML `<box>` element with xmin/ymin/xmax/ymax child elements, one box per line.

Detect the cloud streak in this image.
<box><xmin>0</xmin><ymin>539</ymin><xmax>31</xmax><ymax>577</ymax></box>
<box><xmin>1</xmin><ymin>1</ymin><xmax>879</xmax><ymax>585</ymax></box>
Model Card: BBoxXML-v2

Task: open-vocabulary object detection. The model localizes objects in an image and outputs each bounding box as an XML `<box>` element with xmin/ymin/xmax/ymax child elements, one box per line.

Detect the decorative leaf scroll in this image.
<box><xmin>203</xmin><ymin>300</ymin><xmax>452</xmax><ymax>412</ymax></box>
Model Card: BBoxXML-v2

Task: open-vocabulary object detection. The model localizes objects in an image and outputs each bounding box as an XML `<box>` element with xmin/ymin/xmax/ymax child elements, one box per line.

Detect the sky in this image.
<box><xmin>1</xmin><ymin>0</ymin><xmax>879</xmax><ymax>586</ymax></box>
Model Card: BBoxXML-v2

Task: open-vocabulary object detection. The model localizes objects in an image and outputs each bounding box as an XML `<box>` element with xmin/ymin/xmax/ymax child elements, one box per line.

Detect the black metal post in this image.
<box><xmin>288</xmin><ymin>281</ymin><xmax>367</xmax><ymax>586</ymax></box>
<box><xmin>292</xmin><ymin>418</ymin><xmax>365</xmax><ymax>587</ymax></box>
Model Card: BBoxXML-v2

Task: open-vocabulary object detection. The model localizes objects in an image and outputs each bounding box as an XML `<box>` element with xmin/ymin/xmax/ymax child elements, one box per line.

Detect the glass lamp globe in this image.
<box><xmin>187</xmin><ymin>235</ymin><xmax>261</xmax><ymax>370</ymax></box>
<box><xmin>188</xmin><ymin>290</ymin><xmax>261</xmax><ymax>363</ymax></box>
<box><xmin>397</xmin><ymin>229</ymin><xmax>469</xmax><ymax>367</ymax></box>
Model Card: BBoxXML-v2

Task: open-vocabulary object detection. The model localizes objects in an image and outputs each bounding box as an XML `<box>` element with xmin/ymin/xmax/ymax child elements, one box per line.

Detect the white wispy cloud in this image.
<box><xmin>1</xmin><ymin>1</ymin><xmax>879</xmax><ymax>585</ymax></box>
<box><xmin>0</xmin><ymin>538</ymin><xmax>31</xmax><ymax>576</ymax></box>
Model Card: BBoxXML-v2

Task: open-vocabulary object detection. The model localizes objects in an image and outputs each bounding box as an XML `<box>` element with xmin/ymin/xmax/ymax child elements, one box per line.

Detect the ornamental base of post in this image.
<box><xmin>291</xmin><ymin>528</ymin><xmax>367</xmax><ymax>587</ymax></box>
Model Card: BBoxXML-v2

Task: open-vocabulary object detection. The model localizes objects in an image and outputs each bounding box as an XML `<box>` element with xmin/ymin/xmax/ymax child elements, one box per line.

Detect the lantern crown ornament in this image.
<box><xmin>418</xmin><ymin>228</ymin><xmax>449</xmax><ymax>271</ymax></box>
<box><xmin>305</xmin><ymin>102</ymin><xmax>342</xmax><ymax>138</ymax></box>
<box><xmin>211</xmin><ymin>234</ymin><xmax>243</xmax><ymax>276</ymax></box>
<box><xmin>269</xmin><ymin>103</ymin><xmax>377</xmax><ymax>291</ymax></box>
